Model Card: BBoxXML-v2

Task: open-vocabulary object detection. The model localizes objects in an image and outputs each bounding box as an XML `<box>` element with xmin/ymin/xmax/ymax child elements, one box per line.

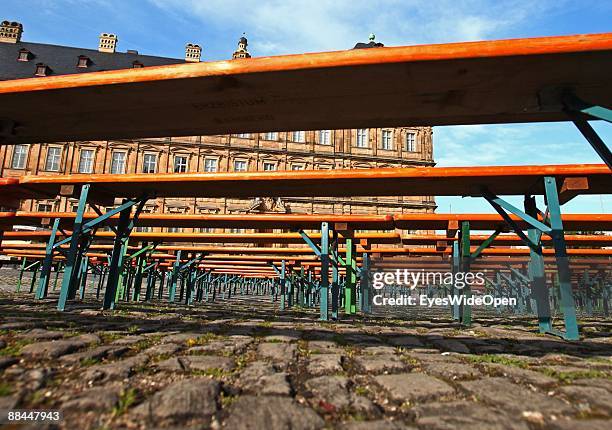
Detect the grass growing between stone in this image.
<box><xmin>0</xmin><ymin>338</ymin><xmax>31</xmax><ymax>356</ymax></box>
<box><xmin>464</xmin><ymin>354</ymin><xmax>529</xmax><ymax>368</ymax></box>
<box><xmin>113</xmin><ymin>388</ymin><xmax>138</xmax><ymax>416</ymax></box>
<box><xmin>0</xmin><ymin>382</ymin><xmax>13</xmax><ymax>396</ymax></box>
<box><xmin>540</xmin><ymin>368</ymin><xmax>611</xmax><ymax>383</ymax></box>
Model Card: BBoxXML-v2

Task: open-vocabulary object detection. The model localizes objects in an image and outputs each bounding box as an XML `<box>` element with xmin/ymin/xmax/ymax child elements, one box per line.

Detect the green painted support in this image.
<box><xmin>470</xmin><ymin>228</ymin><xmax>501</xmax><ymax>261</ymax></box>
<box><xmin>361</xmin><ymin>252</ymin><xmax>371</xmax><ymax>314</ymax></box>
<box><xmin>459</xmin><ymin>221</ymin><xmax>472</xmax><ymax>325</ymax></box>
<box><xmin>53</xmin><ymin>262</ymin><xmax>61</xmax><ymax>291</ymax></box>
<box><xmin>96</xmin><ymin>266</ymin><xmax>106</xmax><ymax>299</ymax></box>
<box><xmin>158</xmin><ymin>271</ymin><xmax>166</xmax><ymax>300</ymax></box>
<box><xmin>451</xmin><ymin>241</ymin><xmax>460</xmax><ymax>320</ymax></box>
<box><xmin>525</xmin><ymin>195</ymin><xmax>553</xmax><ymax>333</ymax></box>
<box><xmin>58</xmin><ymin>184</ymin><xmax>90</xmax><ymax>311</ymax></box>
<box><xmin>286</xmin><ymin>271</ymin><xmax>292</xmax><ymax>307</ymax></box>
<box><xmin>168</xmin><ymin>250</ymin><xmax>182</xmax><ymax>303</ymax></box>
<box><xmin>562</xmin><ymin>92</ymin><xmax>612</xmax><ymax>169</ymax></box>
<box><xmin>16</xmin><ymin>257</ymin><xmax>26</xmax><ymax>293</ymax></box>
<box><xmin>344</xmin><ymin>235</ymin><xmax>357</xmax><ymax>315</ymax></box>
<box><xmin>28</xmin><ymin>262</ymin><xmax>39</xmax><ymax>293</ymax></box>
<box><xmin>78</xmin><ymin>256</ymin><xmax>89</xmax><ymax>300</ymax></box>
<box><xmin>114</xmin><ymin>239</ymin><xmax>130</xmax><ymax>303</ymax></box>
<box><xmin>544</xmin><ymin>176</ymin><xmax>579</xmax><ymax>340</ymax></box>
<box><xmin>36</xmin><ymin>218</ymin><xmax>60</xmax><ymax>299</ymax></box>
<box><xmin>320</xmin><ymin>222</ymin><xmax>329</xmax><ymax>320</ymax></box>
<box><xmin>298</xmin><ymin>266</ymin><xmax>305</xmax><ymax>307</ymax></box>
<box><xmin>331</xmin><ymin>230</ymin><xmax>340</xmax><ymax>319</ymax></box>
<box><xmin>185</xmin><ymin>269</ymin><xmax>196</xmax><ymax>305</ymax></box>
<box><xmin>280</xmin><ymin>260</ymin><xmax>286</xmax><ymax>310</ymax></box>
<box><xmin>132</xmin><ymin>247</ymin><xmax>147</xmax><ymax>302</ymax></box>
<box><xmin>103</xmin><ymin>201</ymin><xmax>131</xmax><ymax>310</ymax></box>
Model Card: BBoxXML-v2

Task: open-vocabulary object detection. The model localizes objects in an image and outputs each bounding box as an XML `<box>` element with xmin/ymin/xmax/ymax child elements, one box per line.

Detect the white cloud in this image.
<box><xmin>148</xmin><ymin>0</ymin><xmax>567</xmax><ymax>55</ymax></box>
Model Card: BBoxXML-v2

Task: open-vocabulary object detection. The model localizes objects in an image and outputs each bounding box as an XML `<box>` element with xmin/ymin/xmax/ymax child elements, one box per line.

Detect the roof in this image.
<box><xmin>0</xmin><ymin>41</ymin><xmax>184</xmax><ymax>81</ymax></box>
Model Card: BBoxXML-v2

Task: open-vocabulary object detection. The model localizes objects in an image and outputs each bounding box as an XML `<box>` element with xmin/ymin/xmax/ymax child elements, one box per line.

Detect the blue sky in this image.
<box><xmin>3</xmin><ymin>0</ymin><xmax>611</xmax><ymax>215</ymax></box>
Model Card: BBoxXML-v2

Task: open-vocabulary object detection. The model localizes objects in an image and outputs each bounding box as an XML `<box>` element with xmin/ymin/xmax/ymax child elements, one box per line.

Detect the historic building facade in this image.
<box><xmin>0</xmin><ymin>21</ymin><xmax>435</xmax><ymax>232</ymax></box>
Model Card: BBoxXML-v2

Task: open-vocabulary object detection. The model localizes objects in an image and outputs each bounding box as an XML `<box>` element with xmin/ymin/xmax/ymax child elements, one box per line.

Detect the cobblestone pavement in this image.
<box><xmin>0</xmin><ymin>291</ymin><xmax>610</xmax><ymax>430</ymax></box>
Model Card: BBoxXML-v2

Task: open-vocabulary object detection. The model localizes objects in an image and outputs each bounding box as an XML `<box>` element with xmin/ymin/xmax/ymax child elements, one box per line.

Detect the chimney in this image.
<box><xmin>232</xmin><ymin>34</ymin><xmax>251</xmax><ymax>59</ymax></box>
<box><xmin>185</xmin><ymin>43</ymin><xmax>201</xmax><ymax>62</ymax></box>
<box><xmin>0</xmin><ymin>21</ymin><xmax>23</xmax><ymax>43</ymax></box>
<box><xmin>98</xmin><ymin>33</ymin><xmax>117</xmax><ymax>53</ymax></box>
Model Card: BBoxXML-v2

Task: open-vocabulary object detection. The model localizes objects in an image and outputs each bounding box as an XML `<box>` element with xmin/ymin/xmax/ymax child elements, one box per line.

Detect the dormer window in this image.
<box><xmin>34</xmin><ymin>63</ymin><xmax>48</xmax><ymax>77</ymax></box>
<box><xmin>132</xmin><ymin>60</ymin><xmax>143</xmax><ymax>68</ymax></box>
<box><xmin>17</xmin><ymin>48</ymin><xmax>30</xmax><ymax>62</ymax></box>
<box><xmin>77</xmin><ymin>55</ymin><xmax>90</xmax><ymax>68</ymax></box>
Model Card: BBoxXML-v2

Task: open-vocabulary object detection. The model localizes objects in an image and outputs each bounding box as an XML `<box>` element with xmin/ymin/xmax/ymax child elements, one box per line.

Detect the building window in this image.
<box><xmin>318</xmin><ymin>164</ymin><xmax>333</xmax><ymax>170</ymax></box>
<box><xmin>382</xmin><ymin>129</ymin><xmax>393</xmax><ymax>150</ymax></box>
<box><xmin>34</xmin><ymin>63</ymin><xmax>48</xmax><ymax>76</ymax></box>
<box><xmin>11</xmin><ymin>145</ymin><xmax>28</xmax><ymax>169</ymax></box>
<box><xmin>292</xmin><ymin>131</ymin><xmax>305</xmax><ymax>142</ymax></box>
<box><xmin>78</xmin><ymin>149</ymin><xmax>94</xmax><ymax>173</ymax></box>
<box><xmin>263</xmin><ymin>161</ymin><xmax>276</xmax><ymax>171</ymax></box>
<box><xmin>110</xmin><ymin>151</ymin><xmax>126</xmax><ymax>174</ymax></box>
<box><xmin>45</xmin><ymin>147</ymin><xmax>62</xmax><ymax>171</ymax></box>
<box><xmin>142</xmin><ymin>153</ymin><xmax>157</xmax><ymax>173</ymax></box>
<box><xmin>230</xmin><ymin>228</ymin><xmax>245</xmax><ymax>233</ymax></box>
<box><xmin>77</xmin><ymin>55</ymin><xmax>89</xmax><ymax>68</ymax></box>
<box><xmin>204</xmin><ymin>158</ymin><xmax>218</xmax><ymax>172</ymax></box>
<box><xmin>132</xmin><ymin>61</ymin><xmax>144</xmax><ymax>68</ymax></box>
<box><xmin>406</xmin><ymin>132</ymin><xmax>416</xmax><ymax>152</ymax></box>
<box><xmin>135</xmin><ymin>226</ymin><xmax>152</xmax><ymax>233</ymax></box>
<box><xmin>356</xmin><ymin>129</ymin><xmax>369</xmax><ymax>148</ymax></box>
<box><xmin>174</xmin><ymin>155</ymin><xmax>188</xmax><ymax>173</ymax></box>
<box><xmin>168</xmin><ymin>227</ymin><xmax>182</xmax><ymax>233</ymax></box>
<box><xmin>236</xmin><ymin>133</ymin><xmax>250</xmax><ymax>138</ymax></box>
<box><xmin>234</xmin><ymin>160</ymin><xmax>247</xmax><ymax>172</ymax></box>
<box><xmin>319</xmin><ymin>130</ymin><xmax>331</xmax><ymax>145</ymax></box>
<box><xmin>291</xmin><ymin>164</ymin><xmax>305</xmax><ymax>170</ymax></box>
<box><xmin>199</xmin><ymin>227</ymin><xmax>214</xmax><ymax>233</ymax></box>
<box><xmin>17</xmin><ymin>49</ymin><xmax>30</xmax><ymax>62</ymax></box>
<box><xmin>264</xmin><ymin>132</ymin><xmax>278</xmax><ymax>141</ymax></box>
<box><xmin>37</xmin><ymin>203</ymin><xmax>53</xmax><ymax>212</ymax></box>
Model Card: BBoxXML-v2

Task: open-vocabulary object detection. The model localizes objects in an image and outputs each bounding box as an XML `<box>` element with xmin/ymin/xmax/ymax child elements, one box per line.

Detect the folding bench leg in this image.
<box><xmin>544</xmin><ymin>177</ymin><xmax>579</xmax><ymax>340</ymax></box>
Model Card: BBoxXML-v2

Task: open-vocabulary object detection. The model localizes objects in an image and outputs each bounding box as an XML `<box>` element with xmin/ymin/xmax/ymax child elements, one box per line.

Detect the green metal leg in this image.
<box><xmin>320</xmin><ymin>222</ymin><xmax>329</xmax><ymax>321</ymax></box>
<box><xmin>544</xmin><ymin>176</ymin><xmax>579</xmax><ymax>340</ymax></box>
<box><xmin>132</xmin><ymin>253</ymin><xmax>145</xmax><ymax>302</ymax></box>
<box><xmin>361</xmin><ymin>252</ymin><xmax>371</xmax><ymax>314</ymax></box>
<box><xmin>58</xmin><ymin>184</ymin><xmax>90</xmax><ymax>311</ymax></box>
<box><xmin>29</xmin><ymin>263</ymin><xmax>39</xmax><ymax>293</ymax></box>
<box><xmin>344</xmin><ymin>236</ymin><xmax>356</xmax><ymax>315</ymax></box>
<box><xmin>16</xmin><ymin>257</ymin><xmax>26</xmax><ymax>293</ymax></box>
<box><xmin>525</xmin><ymin>196</ymin><xmax>553</xmax><ymax>333</ymax></box>
<box><xmin>278</xmin><ymin>261</ymin><xmax>285</xmax><ymax>310</ymax></box>
<box><xmin>36</xmin><ymin>218</ymin><xmax>60</xmax><ymax>299</ymax></box>
<box><xmin>103</xmin><ymin>202</ymin><xmax>131</xmax><ymax>310</ymax></box>
<box><xmin>451</xmin><ymin>242</ymin><xmax>460</xmax><ymax>320</ymax></box>
<box><xmin>460</xmin><ymin>221</ymin><xmax>472</xmax><ymax>325</ymax></box>
<box><xmin>114</xmin><ymin>240</ymin><xmax>129</xmax><ymax>304</ymax></box>
<box><xmin>78</xmin><ymin>256</ymin><xmax>89</xmax><ymax>300</ymax></box>
<box><xmin>298</xmin><ymin>266</ymin><xmax>305</xmax><ymax>307</ymax></box>
<box><xmin>168</xmin><ymin>250</ymin><xmax>182</xmax><ymax>303</ymax></box>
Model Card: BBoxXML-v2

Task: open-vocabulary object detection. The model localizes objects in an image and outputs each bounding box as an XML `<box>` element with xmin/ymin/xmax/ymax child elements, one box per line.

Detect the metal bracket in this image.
<box><xmin>562</xmin><ymin>92</ymin><xmax>612</xmax><ymax>169</ymax></box>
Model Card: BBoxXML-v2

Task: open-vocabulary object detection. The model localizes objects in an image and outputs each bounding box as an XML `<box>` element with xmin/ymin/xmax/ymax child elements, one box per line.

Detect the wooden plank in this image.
<box><xmin>0</xmin><ymin>33</ymin><xmax>611</xmax><ymax>144</ymax></box>
<box><xmin>0</xmin><ymin>230</ymin><xmax>400</xmax><ymax>244</ymax></box>
<box><xmin>393</xmin><ymin>213</ymin><xmax>612</xmax><ymax>231</ymax></box>
<box><xmin>14</xmin><ymin>164</ymin><xmax>612</xmax><ymax>199</ymax></box>
<box><xmin>10</xmin><ymin>212</ymin><xmax>395</xmax><ymax>230</ymax></box>
<box><xmin>7</xmin><ymin>211</ymin><xmax>612</xmax><ymax>231</ymax></box>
